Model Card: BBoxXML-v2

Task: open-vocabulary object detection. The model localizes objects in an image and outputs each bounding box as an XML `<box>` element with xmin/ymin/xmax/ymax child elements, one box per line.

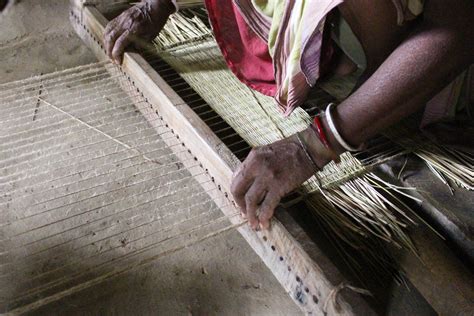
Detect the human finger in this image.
<box><xmin>104</xmin><ymin>21</ymin><xmax>121</xmax><ymax>61</ymax></box>
<box><xmin>230</xmin><ymin>163</ymin><xmax>255</xmax><ymax>215</ymax></box>
<box><xmin>258</xmin><ymin>191</ymin><xmax>280</xmax><ymax>230</ymax></box>
<box><xmin>111</xmin><ymin>30</ymin><xmax>131</xmax><ymax>64</ymax></box>
<box><xmin>244</xmin><ymin>181</ymin><xmax>267</xmax><ymax>230</ymax></box>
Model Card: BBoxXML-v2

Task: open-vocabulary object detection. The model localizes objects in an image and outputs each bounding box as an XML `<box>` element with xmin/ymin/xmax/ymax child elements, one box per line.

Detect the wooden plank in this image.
<box><xmin>70</xmin><ymin>3</ymin><xmax>375</xmax><ymax>314</ymax></box>
<box><xmin>376</xmin><ymin>164</ymin><xmax>474</xmax><ymax>315</ymax></box>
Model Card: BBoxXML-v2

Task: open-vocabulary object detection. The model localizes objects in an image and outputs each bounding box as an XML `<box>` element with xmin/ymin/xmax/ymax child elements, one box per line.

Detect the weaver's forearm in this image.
<box><xmin>326</xmin><ymin>2</ymin><xmax>474</xmax><ymax>150</ymax></box>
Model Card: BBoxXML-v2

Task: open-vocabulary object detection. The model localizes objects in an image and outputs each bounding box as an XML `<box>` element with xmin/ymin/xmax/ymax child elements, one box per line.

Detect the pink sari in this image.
<box><xmin>205</xmin><ymin>0</ymin><xmax>339</xmax><ymax>115</ymax></box>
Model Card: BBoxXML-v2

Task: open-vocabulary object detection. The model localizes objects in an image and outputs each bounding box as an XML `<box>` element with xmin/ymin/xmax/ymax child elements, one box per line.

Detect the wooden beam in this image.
<box><xmin>70</xmin><ymin>2</ymin><xmax>375</xmax><ymax>314</ymax></box>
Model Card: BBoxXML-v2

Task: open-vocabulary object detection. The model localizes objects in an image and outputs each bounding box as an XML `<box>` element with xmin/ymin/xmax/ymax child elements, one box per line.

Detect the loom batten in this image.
<box><xmin>69</xmin><ymin>2</ymin><xmax>376</xmax><ymax>315</ymax></box>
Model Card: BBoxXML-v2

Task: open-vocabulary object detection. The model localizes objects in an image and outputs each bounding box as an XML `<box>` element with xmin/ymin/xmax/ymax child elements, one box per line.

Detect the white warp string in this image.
<box><xmin>0</xmin><ymin>62</ymin><xmax>246</xmax><ymax>314</ymax></box>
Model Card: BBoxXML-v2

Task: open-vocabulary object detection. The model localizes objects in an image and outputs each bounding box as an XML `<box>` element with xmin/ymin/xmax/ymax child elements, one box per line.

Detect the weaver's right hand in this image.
<box><xmin>104</xmin><ymin>0</ymin><xmax>175</xmax><ymax>64</ymax></box>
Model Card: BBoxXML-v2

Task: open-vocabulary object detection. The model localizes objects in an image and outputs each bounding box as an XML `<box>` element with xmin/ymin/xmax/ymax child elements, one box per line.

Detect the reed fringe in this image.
<box><xmin>384</xmin><ymin>120</ymin><xmax>474</xmax><ymax>191</ymax></box>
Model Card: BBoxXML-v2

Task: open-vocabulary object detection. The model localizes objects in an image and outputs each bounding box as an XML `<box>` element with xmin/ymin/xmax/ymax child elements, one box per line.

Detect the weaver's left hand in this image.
<box><xmin>231</xmin><ymin>129</ymin><xmax>325</xmax><ymax>231</ymax></box>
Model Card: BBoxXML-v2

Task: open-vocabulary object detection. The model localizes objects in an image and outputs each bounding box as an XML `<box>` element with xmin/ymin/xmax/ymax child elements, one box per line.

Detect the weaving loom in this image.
<box><xmin>1</xmin><ymin>0</ymin><xmax>473</xmax><ymax>314</ymax></box>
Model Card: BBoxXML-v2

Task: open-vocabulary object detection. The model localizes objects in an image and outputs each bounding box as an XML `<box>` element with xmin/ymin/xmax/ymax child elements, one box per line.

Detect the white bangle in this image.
<box><xmin>325</xmin><ymin>103</ymin><xmax>361</xmax><ymax>152</ymax></box>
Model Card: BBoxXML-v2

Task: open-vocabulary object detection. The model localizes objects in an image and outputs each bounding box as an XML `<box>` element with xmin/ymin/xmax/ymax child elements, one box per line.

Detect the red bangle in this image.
<box><xmin>311</xmin><ymin>116</ymin><xmax>330</xmax><ymax>148</ymax></box>
<box><xmin>310</xmin><ymin>115</ymin><xmax>340</xmax><ymax>163</ymax></box>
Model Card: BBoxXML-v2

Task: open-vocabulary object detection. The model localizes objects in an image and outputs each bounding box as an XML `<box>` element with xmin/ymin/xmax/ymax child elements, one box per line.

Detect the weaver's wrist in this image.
<box><xmin>300</xmin><ymin>127</ymin><xmax>334</xmax><ymax>169</ymax></box>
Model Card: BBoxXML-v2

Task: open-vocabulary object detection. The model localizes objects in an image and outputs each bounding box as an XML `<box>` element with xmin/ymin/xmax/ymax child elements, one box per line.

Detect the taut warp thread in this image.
<box><xmin>0</xmin><ymin>62</ymin><xmax>245</xmax><ymax>313</ymax></box>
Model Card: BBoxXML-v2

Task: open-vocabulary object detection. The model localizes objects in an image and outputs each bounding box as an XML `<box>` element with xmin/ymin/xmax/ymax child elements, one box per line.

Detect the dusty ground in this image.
<box><xmin>0</xmin><ymin>0</ymin><xmax>95</xmax><ymax>84</ymax></box>
<box><xmin>0</xmin><ymin>1</ymin><xmax>300</xmax><ymax>315</ymax></box>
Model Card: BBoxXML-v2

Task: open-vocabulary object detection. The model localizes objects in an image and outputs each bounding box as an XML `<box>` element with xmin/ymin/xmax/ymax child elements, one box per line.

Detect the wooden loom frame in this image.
<box><xmin>68</xmin><ymin>1</ymin><xmax>379</xmax><ymax>315</ymax></box>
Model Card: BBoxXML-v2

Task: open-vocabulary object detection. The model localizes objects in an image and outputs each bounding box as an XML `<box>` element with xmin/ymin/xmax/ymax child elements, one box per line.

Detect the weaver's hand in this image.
<box><xmin>104</xmin><ymin>0</ymin><xmax>175</xmax><ymax>64</ymax></box>
<box><xmin>231</xmin><ymin>128</ymin><xmax>332</xmax><ymax>231</ymax></box>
